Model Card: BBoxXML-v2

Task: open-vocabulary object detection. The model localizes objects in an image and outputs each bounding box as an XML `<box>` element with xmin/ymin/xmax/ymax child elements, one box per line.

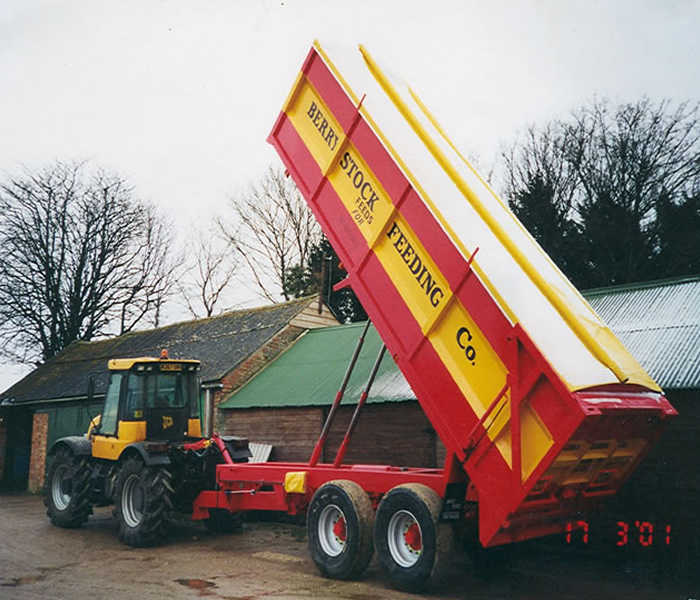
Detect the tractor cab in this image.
<box><xmin>91</xmin><ymin>351</ymin><xmax>202</xmax><ymax>461</ymax></box>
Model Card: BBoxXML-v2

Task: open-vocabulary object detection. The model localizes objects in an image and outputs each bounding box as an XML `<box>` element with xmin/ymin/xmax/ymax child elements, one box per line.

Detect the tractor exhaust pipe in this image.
<box><xmin>201</xmin><ymin>383</ymin><xmax>221</xmax><ymax>438</ymax></box>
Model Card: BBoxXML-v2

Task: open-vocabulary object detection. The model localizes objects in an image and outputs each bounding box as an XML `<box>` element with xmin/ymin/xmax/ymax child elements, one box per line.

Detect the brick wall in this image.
<box><xmin>326</xmin><ymin>403</ymin><xmax>440</xmax><ymax>468</ymax></box>
<box><xmin>225</xmin><ymin>407</ymin><xmax>323</xmax><ymax>462</ymax></box>
<box><xmin>223</xmin><ymin>401</ymin><xmax>446</xmax><ymax>468</ymax></box>
<box><xmin>213</xmin><ymin>325</ymin><xmax>306</xmax><ymax>432</ymax></box>
<box><xmin>28</xmin><ymin>411</ymin><xmax>48</xmax><ymax>493</ymax></box>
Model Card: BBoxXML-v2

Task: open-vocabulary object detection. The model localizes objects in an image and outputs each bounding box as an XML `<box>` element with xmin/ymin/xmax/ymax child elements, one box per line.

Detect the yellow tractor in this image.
<box><xmin>44</xmin><ymin>351</ymin><xmax>249</xmax><ymax>546</ymax></box>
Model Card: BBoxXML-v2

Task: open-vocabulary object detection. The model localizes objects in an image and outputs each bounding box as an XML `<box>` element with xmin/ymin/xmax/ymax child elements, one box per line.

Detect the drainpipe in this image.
<box><xmin>201</xmin><ymin>382</ymin><xmax>223</xmax><ymax>438</ymax></box>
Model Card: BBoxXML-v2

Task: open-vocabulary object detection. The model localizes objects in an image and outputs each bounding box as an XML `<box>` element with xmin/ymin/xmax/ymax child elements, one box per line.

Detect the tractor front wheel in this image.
<box><xmin>114</xmin><ymin>455</ymin><xmax>173</xmax><ymax>547</ymax></box>
<box><xmin>44</xmin><ymin>446</ymin><xmax>92</xmax><ymax>528</ymax></box>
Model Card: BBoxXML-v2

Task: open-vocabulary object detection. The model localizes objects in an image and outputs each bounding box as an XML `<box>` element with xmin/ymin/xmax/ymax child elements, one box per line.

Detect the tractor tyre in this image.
<box><xmin>374</xmin><ymin>483</ymin><xmax>453</xmax><ymax>592</ymax></box>
<box><xmin>307</xmin><ymin>480</ymin><xmax>374</xmax><ymax>580</ymax></box>
<box><xmin>114</xmin><ymin>455</ymin><xmax>174</xmax><ymax>547</ymax></box>
<box><xmin>44</xmin><ymin>446</ymin><xmax>93</xmax><ymax>528</ymax></box>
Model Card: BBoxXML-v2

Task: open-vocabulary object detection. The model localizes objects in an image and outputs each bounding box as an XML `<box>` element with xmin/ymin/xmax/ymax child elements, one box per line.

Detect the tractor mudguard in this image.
<box><xmin>218</xmin><ymin>436</ymin><xmax>253</xmax><ymax>463</ymax></box>
<box><xmin>120</xmin><ymin>442</ymin><xmax>172</xmax><ymax>466</ymax></box>
<box><xmin>48</xmin><ymin>436</ymin><xmax>92</xmax><ymax>457</ymax></box>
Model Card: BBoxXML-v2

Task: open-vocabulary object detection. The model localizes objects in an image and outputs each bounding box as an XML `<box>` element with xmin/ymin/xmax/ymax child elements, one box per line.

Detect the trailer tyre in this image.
<box><xmin>374</xmin><ymin>483</ymin><xmax>452</xmax><ymax>592</ymax></box>
<box><xmin>115</xmin><ymin>455</ymin><xmax>173</xmax><ymax>547</ymax></box>
<box><xmin>307</xmin><ymin>480</ymin><xmax>374</xmax><ymax>580</ymax></box>
<box><xmin>44</xmin><ymin>446</ymin><xmax>92</xmax><ymax>528</ymax></box>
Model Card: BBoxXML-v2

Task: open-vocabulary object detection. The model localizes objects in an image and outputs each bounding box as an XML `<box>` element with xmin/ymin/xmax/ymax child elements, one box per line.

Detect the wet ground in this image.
<box><xmin>0</xmin><ymin>493</ymin><xmax>696</xmax><ymax>599</ymax></box>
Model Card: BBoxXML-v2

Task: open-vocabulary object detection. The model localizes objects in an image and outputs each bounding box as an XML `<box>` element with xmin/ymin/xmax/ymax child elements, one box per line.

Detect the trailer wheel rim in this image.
<box><xmin>387</xmin><ymin>509</ymin><xmax>422</xmax><ymax>567</ymax></box>
<box><xmin>51</xmin><ymin>464</ymin><xmax>72</xmax><ymax>510</ymax></box>
<box><xmin>317</xmin><ymin>504</ymin><xmax>347</xmax><ymax>557</ymax></box>
<box><xmin>122</xmin><ymin>473</ymin><xmax>145</xmax><ymax>528</ymax></box>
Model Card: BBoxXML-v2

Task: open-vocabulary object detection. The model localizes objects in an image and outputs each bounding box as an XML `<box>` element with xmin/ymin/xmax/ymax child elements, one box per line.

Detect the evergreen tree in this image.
<box><xmin>285</xmin><ymin>238</ymin><xmax>366</xmax><ymax>323</ymax></box>
<box><xmin>502</xmin><ymin>98</ymin><xmax>700</xmax><ymax>288</ymax></box>
<box><xmin>654</xmin><ymin>191</ymin><xmax>700</xmax><ymax>278</ymax></box>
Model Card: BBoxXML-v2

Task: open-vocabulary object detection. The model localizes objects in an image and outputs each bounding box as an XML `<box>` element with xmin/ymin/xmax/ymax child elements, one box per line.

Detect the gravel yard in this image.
<box><xmin>0</xmin><ymin>493</ymin><xmax>694</xmax><ymax>599</ymax></box>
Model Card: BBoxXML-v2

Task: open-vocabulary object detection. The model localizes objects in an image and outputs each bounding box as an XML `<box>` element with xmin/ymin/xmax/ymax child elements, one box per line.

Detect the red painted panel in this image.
<box><xmin>398</xmin><ymin>188</ymin><xmax>468</xmax><ymax>287</ymax></box>
<box><xmin>303</xmin><ymin>49</ymin><xmax>358</xmax><ymax>131</ymax></box>
<box><xmin>351</xmin><ymin>118</ymin><xmax>414</xmax><ymax>200</ymax></box>
<box><xmin>268</xmin><ymin>113</ymin><xmax>322</xmax><ymax>197</ymax></box>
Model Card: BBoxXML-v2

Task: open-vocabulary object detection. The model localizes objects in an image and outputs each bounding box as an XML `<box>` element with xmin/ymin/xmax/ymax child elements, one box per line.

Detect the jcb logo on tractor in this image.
<box><xmin>162</xmin><ymin>416</ymin><xmax>174</xmax><ymax>429</ymax></box>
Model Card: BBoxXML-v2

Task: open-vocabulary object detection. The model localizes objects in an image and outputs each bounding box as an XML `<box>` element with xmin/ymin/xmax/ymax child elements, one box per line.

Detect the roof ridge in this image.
<box><xmin>138</xmin><ymin>295</ymin><xmax>315</xmax><ymax>333</ymax></box>
<box><xmin>46</xmin><ymin>297</ymin><xmax>317</xmax><ymax>365</ymax></box>
<box><xmin>583</xmin><ymin>275</ymin><xmax>700</xmax><ymax>296</ymax></box>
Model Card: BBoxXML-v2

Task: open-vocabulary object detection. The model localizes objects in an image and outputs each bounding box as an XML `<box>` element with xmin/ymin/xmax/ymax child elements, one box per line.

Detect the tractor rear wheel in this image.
<box><xmin>114</xmin><ymin>455</ymin><xmax>173</xmax><ymax>547</ymax></box>
<box><xmin>44</xmin><ymin>446</ymin><xmax>92</xmax><ymax>528</ymax></box>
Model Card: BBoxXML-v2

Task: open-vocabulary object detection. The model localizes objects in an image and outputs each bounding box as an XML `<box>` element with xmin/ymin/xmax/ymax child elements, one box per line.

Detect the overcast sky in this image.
<box><xmin>0</xmin><ymin>0</ymin><xmax>699</xmax><ymax>389</ymax></box>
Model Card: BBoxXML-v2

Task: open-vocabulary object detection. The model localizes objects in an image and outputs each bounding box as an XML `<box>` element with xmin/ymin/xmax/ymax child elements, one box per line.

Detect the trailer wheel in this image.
<box><xmin>307</xmin><ymin>480</ymin><xmax>374</xmax><ymax>580</ymax></box>
<box><xmin>44</xmin><ymin>446</ymin><xmax>92</xmax><ymax>528</ymax></box>
<box><xmin>114</xmin><ymin>455</ymin><xmax>173</xmax><ymax>547</ymax></box>
<box><xmin>374</xmin><ymin>483</ymin><xmax>452</xmax><ymax>592</ymax></box>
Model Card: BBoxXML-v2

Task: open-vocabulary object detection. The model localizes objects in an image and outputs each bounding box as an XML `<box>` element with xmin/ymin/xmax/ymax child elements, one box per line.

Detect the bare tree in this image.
<box><xmin>219</xmin><ymin>166</ymin><xmax>321</xmax><ymax>302</ymax></box>
<box><xmin>571</xmin><ymin>98</ymin><xmax>700</xmax><ymax>285</ymax></box>
<box><xmin>0</xmin><ymin>161</ymin><xmax>177</xmax><ymax>364</ymax></box>
<box><xmin>501</xmin><ymin>97</ymin><xmax>700</xmax><ymax>288</ymax></box>
<box><xmin>502</xmin><ymin>122</ymin><xmax>585</xmax><ymax>280</ymax></box>
<box><xmin>178</xmin><ymin>227</ymin><xmax>240</xmax><ymax>318</ymax></box>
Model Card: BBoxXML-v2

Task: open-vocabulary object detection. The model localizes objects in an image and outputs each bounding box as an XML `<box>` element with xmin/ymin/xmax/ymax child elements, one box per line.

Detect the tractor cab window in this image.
<box><xmin>150</xmin><ymin>372</ymin><xmax>188</xmax><ymax>410</ymax></box>
<box><xmin>123</xmin><ymin>373</ymin><xmax>145</xmax><ymax>421</ymax></box>
<box><xmin>144</xmin><ymin>369</ymin><xmax>198</xmax><ymax>441</ymax></box>
<box><xmin>100</xmin><ymin>372</ymin><xmax>123</xmax><ymax>436</ymax></box>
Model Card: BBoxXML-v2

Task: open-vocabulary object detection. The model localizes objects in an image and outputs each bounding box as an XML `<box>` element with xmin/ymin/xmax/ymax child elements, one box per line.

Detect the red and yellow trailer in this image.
<box><xmin>195</xmin><ymin>41</ymin><xmax>676</xmax><ymax>590</ymax></box>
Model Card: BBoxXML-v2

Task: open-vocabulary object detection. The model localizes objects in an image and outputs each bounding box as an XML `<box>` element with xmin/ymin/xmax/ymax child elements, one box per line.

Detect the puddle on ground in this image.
<box><xmin>175</xmin><ymin>578</ymin><xmax>217</xmax><ymax>595</ymax></box>
<box><xmin>0</xmin><ymin>573</ymin><xmax>46</xmax><ymax>587</ymax></box>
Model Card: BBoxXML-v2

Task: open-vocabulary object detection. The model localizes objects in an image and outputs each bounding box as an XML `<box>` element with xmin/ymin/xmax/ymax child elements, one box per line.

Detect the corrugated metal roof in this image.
<box><xmin>584</xmin><ymin>277</ymin><xmax>700</xmax><ymax>390</ymax></box>
<box><xmin>222</xmin><ymin>277</ymin><xmax>700</xmax><ymax>410</ymax></box>
<box><xmin>248</xmin><ymin>442</ymin><xmax>274</xmax><ymax>463</ymax></box>
<box><xmin>219</xmin><ymin>322</ymin><xmax>415</xmax><ymax>409</ymax></box>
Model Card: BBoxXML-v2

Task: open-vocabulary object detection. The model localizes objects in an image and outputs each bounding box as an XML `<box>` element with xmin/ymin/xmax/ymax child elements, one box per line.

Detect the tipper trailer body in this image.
<box><xmin>193</xmin><ymin>42</ymin><xmax>675</xmax><ymax>586</ymax></box>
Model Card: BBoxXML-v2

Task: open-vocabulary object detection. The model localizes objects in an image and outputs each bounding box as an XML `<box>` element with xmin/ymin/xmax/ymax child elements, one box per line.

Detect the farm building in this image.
<box><xmin>0</xmin><ymin>297</ymin><xmax>338</xmax><ymax>492</ymax></box>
